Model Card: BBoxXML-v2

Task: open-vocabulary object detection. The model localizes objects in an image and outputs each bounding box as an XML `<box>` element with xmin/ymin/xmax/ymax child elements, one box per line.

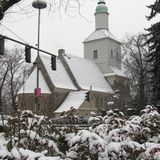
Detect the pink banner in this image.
<box><xmin>36</xmin><ymin>88</ymin><xmax>41</xmax><ymax>97</ymax></box>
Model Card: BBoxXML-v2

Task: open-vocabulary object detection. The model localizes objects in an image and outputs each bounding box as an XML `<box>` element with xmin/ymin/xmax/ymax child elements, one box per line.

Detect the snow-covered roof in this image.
<box><xmin>18</xmin><ymin>68</ymin><xmax>51</xmax><ymax>94</ymax></box>
<box><xmin>84</xmin><ymin>29</ymin><xmax>120</xmax><ymax>43</ymax></box>
<box><xmin>54</xmin><ymin>91</ymin><xmax>86</xmax><ymax>113</ymax></box>
<box><xmin>18</xmin><ymin>53</ymin><xmax>113</xmax><ymax>95</ymax></box>
<box><xmin>63</xmin><ymin>54</ymin><xmax>113</xmax><ymax>93</ymax></box>
<box><xmin>104</xmin><ymin>65</ymin><xmax>127</xmax><ymax>78</ymax></box>
<box><xmin>40</xmin><ymin>54</ymin><xmax>77</xmax><ymax>90</ymax></box>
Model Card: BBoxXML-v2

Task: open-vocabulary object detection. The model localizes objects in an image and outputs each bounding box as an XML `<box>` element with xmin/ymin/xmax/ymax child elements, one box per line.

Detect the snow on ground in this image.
<box><xmin>11</xmin><ymin>147</ymin><xmax>61</xmax><ymax>160</ymax></box>
<box><xmin>0</xmin><ymin>133</ymin><xmax>11</xmax><ymax>158</ymax></box>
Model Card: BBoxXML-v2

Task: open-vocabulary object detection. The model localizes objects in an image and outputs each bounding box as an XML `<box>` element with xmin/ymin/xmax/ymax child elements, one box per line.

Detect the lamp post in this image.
<box><xmin>32</xmin><ymin>0</ymin><xmax>47</xmax><ymax>112</ymax></box>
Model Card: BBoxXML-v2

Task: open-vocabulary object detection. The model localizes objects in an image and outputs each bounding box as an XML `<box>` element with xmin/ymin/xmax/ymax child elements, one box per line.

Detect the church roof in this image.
<box><xmin>18</xmin><ymin>68</ymin><xmax>51</xmax><ymax>94</ymax></box>
<box><xmin>18</xmin><ymin>53</ymin><xmax>113</xmax><ymax>94</ymax></box>
<box><xmin>84</xmin><ymin>29</ymin><xmax>120</xmax><ymax>43</ymax></box>
<box><xmin>54</xmin><ymin>91</ymin><xmax>86</xmax><ymax>113</ymax></box>
<box><xmin>40</xmin><ymin>54</ymin><xmax>77</xmax><ymax>90</ymax></box>
<box><xmin>62</xmin><ymin>53</ymin><xmax>113</xmax><ymax>93</ymax></box>
<box><xmin>104</xmin><ymin>65</ymin><xmax>127</xmax><ymax>77</ymax></box>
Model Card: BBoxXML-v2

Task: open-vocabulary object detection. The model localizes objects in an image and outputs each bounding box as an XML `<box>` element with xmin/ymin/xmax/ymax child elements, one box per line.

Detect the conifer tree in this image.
<box><xmin>146</xmin><ymin>0</ymin><xmax>160</xmax><ymax>109</ymax></box>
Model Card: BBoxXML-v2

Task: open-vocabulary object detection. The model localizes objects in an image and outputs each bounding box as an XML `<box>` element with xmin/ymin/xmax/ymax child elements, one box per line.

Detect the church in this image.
<box><xmin>17</xmin><ymin>0</ymin><xmax>130</xmax><ymax>117</ymax></box>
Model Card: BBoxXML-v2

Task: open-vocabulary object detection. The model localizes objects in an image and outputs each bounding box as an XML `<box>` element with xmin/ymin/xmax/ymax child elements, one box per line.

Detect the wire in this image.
<box><xmin>0</xmin><ymin>22</ymin><xmax>29</xmax><ymax>45</ymax></box>
<box><xmin>0</xmin><ymin>23</ymin><xmax>55</xmax><ymax>56</ymax></box>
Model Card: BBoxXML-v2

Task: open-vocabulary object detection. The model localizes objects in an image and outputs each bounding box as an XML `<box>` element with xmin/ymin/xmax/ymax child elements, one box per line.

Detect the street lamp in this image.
<box><xmin>32</xmin><ymin>0</ymin><xmax>47</xmax><ymax>112</ymax></box>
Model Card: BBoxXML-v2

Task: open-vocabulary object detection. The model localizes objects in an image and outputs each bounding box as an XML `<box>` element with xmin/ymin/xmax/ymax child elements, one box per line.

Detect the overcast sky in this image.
<box><xmin>0</xmin><ymin>0</ymin><xmax>157</xmax><ymax>58</ymax></box>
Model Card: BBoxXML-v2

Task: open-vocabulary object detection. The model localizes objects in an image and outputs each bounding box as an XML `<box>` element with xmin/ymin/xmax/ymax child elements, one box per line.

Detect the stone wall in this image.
<box><xmin>17</xmin><ymin>91</ymin><xmax>68</xmax><ymax>117</ymax></box>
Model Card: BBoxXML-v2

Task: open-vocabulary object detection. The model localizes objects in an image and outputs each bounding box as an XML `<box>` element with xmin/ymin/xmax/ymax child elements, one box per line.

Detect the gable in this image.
<box><xmin>18</xmin><ymin>67</ymin><xmax>51</xmax><ymax>94</ymax></box>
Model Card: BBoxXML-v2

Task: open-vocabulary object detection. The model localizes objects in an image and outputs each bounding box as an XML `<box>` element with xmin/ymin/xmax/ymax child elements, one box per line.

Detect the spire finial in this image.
<box><xmin>95</xmin><ymin>0</ymin><xmax>108</xmax><ymax>14</ymax></box>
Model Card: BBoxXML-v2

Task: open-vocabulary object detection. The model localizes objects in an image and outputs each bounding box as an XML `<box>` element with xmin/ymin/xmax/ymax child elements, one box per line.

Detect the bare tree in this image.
<box><xmin>122</xmin><ymin>34</ymin><xmax>150</xmax><ymax>111</ymax></box>
<box><xmin>0</xmin><ymin>56</ymin><xmax>10</xmax><ymax>113</ymax></box>
<box><xmin>0</xmin><ymin>0</ymin><xmax>18</xmax><ymax>19</ymax></box>
<box><xmin>0</xmin><ymin>48</ymin><xmax>31</xmax><ymax>114</ymax></box>
<box><xmin>0</xmin><ymin>0</ymin><xmax>85</xmax><ymax>21</ymax></box>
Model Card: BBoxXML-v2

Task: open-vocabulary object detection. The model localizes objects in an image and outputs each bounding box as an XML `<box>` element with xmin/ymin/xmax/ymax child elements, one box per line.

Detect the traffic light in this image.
<box><xmin>85</xmin><ymin>91</ymin><xmax>90</xmax><ymax>102</ymax></box>
<box><xmin>25</xmin><ymin>45</ymin><xmax>31</xmax><ymax>63</ymax></box>
<box><xmin>51</xmin><ymin>55</ymin><xmax>56</xmax><ymax>70</ymax></box>
<box><xmin>0</xmin><ymin>37</ymin><xmax>4</xmax><ymax>55</ymax></box>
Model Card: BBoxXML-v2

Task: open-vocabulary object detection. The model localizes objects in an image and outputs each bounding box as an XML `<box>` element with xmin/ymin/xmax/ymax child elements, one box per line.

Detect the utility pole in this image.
<box><xmin>32</xmin><ymin>0</ymin><xmax>47</xmax><ymax>112</ymax></box>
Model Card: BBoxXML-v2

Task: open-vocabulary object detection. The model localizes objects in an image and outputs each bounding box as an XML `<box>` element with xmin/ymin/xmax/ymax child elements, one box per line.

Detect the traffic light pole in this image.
<box><xmin>0</xmin><ymin>33</ymin><xmax>56</xmax><ymax>112</ymax></box>
<box><xmin>90</xmin><ymin>86</ymin><xmax>92</xmax><ymax>113</ymax></box>
<box><xmin>0</xmin><ymin>35</ymin><xmax>55</xmax><ymax>57</ymax></box>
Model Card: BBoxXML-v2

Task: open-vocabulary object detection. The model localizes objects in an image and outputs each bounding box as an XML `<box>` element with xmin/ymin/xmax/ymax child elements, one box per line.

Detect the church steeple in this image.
<box><xmin>84</xmin><ymin>0</ymin><xmax>121</xmax><ymax>72</ymax></box>
<box><xmin>95</xmin><ymin>0</ymin><xmax>109</xmax><ymax>30</ymax></box>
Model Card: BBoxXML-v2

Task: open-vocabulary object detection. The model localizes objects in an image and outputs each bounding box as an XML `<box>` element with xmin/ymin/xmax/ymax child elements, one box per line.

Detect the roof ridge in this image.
<box><xmin>59</xmin><ymin>53</ymin><xmax>82</xmax><ymax>90</ymax></box>
<box><xmin>64</xmin><ymin>52</ymin><xmax>97</xmax><ymax>64</ymax></box>
<box><xmin>63</xmin><ymin>53</ymin><xmax>82</xmax><ymax>59</ymax></box>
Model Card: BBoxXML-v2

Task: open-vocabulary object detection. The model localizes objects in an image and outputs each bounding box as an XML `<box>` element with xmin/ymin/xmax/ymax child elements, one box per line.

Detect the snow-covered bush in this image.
<box><xmin>65</xmin><ymin>130</ymin><xmax>107</xmax><ymax>160</ymax></box>
<box><xmin>88</xmin><ymin>106</ymin><xmax>160</xmax><ymax>159</ymax></box>
<box><xmin>52</xmin><ymin>107</ymin><xmax>87</xmax><ymax>125</ymax></box>
<box><xmin>2</xmin><ymin>110</ymin><xmax>64</xmax><ymax>159</ymax></box>
<box><xmin>0</xmin><ymin>106</ymin><xmax>159</xmax><ymax>159</ymax></box>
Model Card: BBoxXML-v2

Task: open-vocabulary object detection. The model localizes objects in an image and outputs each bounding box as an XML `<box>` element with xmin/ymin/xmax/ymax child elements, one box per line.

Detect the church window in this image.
<box><xmin>116</xmin><ymin>52</ymin><xmax>119</xmax><ymax>60</ymax></box>
<box><xmin>93</xmin><ymin>50</ymin><xmax>98</xmax><ymax>59</ymax></box>
<box><xmin>111</xmin><ymin>50</ymin><xmax>113</xmax><ymax>58</ymax></box>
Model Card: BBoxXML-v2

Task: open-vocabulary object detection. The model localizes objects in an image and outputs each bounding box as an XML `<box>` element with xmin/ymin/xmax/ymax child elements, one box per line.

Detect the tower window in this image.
<box><xmin>116</xmin><ymin>52</ymin><xmax>119</xmax><ymax>60</ymax></box>
<box><xmin>111</xmin><ymin>50</ymin><xmax>113</xmax><ymax>58</ymax></box>
<box><xmin>93</xmin><ymin>50</ymin><xmax>98</xmax><ymax>59</ymax></box>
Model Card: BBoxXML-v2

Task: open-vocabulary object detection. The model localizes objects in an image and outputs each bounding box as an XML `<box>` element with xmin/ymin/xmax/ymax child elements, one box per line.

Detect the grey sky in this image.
<box><xmin>0</xmin><ymin>0</ymin><xmax>156</xmax><ymax>58</ymax></box>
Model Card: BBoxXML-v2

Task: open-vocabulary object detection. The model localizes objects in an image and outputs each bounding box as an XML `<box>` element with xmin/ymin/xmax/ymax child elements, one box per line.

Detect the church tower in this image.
<box><xmin>84</xmin><ymin>0</ymin><xmax>122</xmax><ymax>74</ymax></box>
<box><xmin>84</xmin><ymin>0</ymin><xmax>130</xmax><ymax>107</ymax></box>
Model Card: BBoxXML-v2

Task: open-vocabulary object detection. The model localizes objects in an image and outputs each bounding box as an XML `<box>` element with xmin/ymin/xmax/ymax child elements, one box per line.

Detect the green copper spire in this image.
<box><xmin>95</xmin><ymin>0</ymin><xmax>108</xmax><ymax>14</ymax></box>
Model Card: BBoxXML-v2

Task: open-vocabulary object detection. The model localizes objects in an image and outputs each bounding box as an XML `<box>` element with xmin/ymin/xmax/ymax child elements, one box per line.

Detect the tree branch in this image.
<box><xmin>0</xmin><ymin>0</ymin><xmax>22</xmax><ymax>20</ymax></box>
